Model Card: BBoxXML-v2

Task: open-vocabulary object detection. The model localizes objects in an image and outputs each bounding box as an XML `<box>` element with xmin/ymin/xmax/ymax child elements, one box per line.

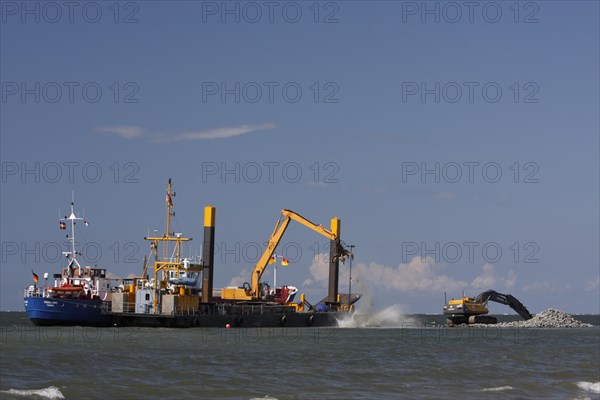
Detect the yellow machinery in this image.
<box><xmin>221</xmin><ymin>209</ymin><xmax>342</xmax><ymax>301</ymax></box>
<box><xmin>443</xmin><ymin>297</ymin><xmax>492</xmax><ymax>324</ymax></box>
<box><xmin>443</xmin><ymin>290</ymin><xmax>533</xmax><ymax>325</ymax></box>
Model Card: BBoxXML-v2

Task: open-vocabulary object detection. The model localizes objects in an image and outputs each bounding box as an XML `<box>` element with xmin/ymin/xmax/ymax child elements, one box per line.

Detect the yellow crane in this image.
<box><xmin>221</xmin><ymin>209</ymin><xmax>344</xmax><ymax>301</ymax></box>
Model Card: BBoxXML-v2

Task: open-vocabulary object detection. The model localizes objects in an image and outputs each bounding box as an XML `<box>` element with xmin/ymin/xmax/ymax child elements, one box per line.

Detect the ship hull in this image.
<box><xmin>24</xmin><ymin>296</ymin><xmax>347</xmax><ymax>328</ymax></box>
<box><xmin>24</xmin><ymin>297</ymin><xmax>111</xmax><ymax>327</ymax></box>
<box><xmin>110</xmin><ymin>310</ymin><xmax>341</xmax><ymax>328</ymax></box>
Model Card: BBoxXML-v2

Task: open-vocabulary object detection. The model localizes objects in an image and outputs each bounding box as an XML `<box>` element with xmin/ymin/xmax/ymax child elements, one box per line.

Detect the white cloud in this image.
<box><xmin>228</xmin><ymin>269</ymin><xmax>249</xmax><ymax>287</ymax></box>
<box><xmin>304</xmin><ymin>255</ymin><xmax>518</xmax><ymax>296</ymax></box>
<box><xmin>307</xmin><ymin>254</ymin><xmax>463</xmax><ymax>292</ymax></box>
<box><xmin>470</xmin><ymin>264</ymin><xmax>517</xmax><ymax>291</ymax></box>
<box><xmin>471</xmin><ymin>263</ymin><xmax>497</xmax><ymax>289</ymax></box>
<box><xmin>96</xmin><ymin>125</ymin><xmax>143</xmax><ymax>139</ymax></box>
<box><xmin>359</xmin><ymin>256</ymin><xmax>467</xmax><ymax>292</ymax></box>
<box><xmin>307</xmin><ymin>253</ymin><xmax>330</xmax><ymax>285</ymax></box>
<box><xmin>167</xmin><ymin>122</ymin><xmax>276</xmax><ymax>141</ymax></box>
<box><xmin>522</xmin><ymin>281</ymin><xmax>572</xmax><ymax>294</ymax></box>
<box><xmin>95</xmin><ymin>122</ymin><xmax>275</xmax><ymax>142</ymax></box>
<box><xmin>504</xmin><ymin>270</ymin><xmax>517</xmax><ymax>290</ymax></box>
<box><xmin>584</xmin><ymin>275</ymin><xmax>600</xmax><ymax>292</ymax></box>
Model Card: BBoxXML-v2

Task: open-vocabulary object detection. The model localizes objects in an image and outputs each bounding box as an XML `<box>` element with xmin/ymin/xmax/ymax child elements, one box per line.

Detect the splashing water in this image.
<box><xmin>1</xmin><ymin>386</ymin><xmax>65</xmax><ymax>399</ymax></box>
<box><xmin>576</xmin><ymin>381</ymin><xmax>600</xmax><ymax>393</ymax></box>
<box><xmin>338</xmin><ymin>304</ymin><xmax>415</xmax><ymax>328</ymax></box>
<box><xmin>482</xmin><ymin>386</ymin><xmax>514</xmax><ymax>392</ymax></box>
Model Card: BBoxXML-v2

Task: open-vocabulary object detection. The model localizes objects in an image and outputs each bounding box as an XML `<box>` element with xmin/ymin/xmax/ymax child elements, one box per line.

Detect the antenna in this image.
<box><xmin>60</xmin><ymin>194</ymin><xmax>84</xmax><ymax>275</ymax></box>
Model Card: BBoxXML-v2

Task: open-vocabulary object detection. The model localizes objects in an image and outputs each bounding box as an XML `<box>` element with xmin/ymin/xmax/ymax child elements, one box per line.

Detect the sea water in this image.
<box><xmin>1</xmin><ymin>311</ymin><xmax>598</xmax><ymax>399</ymax></box>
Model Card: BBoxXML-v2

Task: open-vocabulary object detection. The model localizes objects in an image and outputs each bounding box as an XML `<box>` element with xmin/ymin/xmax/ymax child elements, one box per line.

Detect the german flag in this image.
<box><xmin>281</xmin><ymin>258</ymin><xmax>289</xmax><ymax>266</ymax></box>
<box><xmin>31</xmin><ymin>270</ymin><xmax>39</xmax><ymax>284</ymax></box>
<box><xmin>269</xmin><ymin>256</ymin><xmax>275</xmax><ymax>265</ymax></box>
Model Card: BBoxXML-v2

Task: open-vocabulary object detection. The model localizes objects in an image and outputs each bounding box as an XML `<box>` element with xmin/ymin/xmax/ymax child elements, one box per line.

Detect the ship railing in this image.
<box><xmin>105</xmin><ymin>302</ymin><xmax>168</xmax><ymax>315</ymax></box>
<box><xmin>24</xmin><ymin>287</ymin><xmax>48</xmax><ymax>298</ymax></box>
<box><xmin>105</xmin><ymin>301</ymin><xmax>137</xmax><ymax>314</ymax></box>
<box><xmin>233</xmin><ymin>304</ymin><xmax>292</xmax><ymax>315</ymax></box>
<box><xmin>173</xmin><ymin>306</ymin><xmax>198</xmax><ymax>316</ymax></box>
<box><xmin>101</xmin><ymin>301</ymin><xmax>201</xmax><ymax>316</ymax></box>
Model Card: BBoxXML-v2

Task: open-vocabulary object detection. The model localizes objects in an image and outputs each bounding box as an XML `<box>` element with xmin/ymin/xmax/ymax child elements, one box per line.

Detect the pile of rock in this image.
<box><xmin>495</xmin><ymin>308</ymin><xmax>593</xmax><ymax>328</ymax></box>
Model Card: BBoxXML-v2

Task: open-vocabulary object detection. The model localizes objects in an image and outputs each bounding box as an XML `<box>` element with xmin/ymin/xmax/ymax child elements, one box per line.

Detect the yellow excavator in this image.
<box><xmin>443</xmin><ymin>290</ymin><xmax>533</xmax><ymax>325</ymax></box>
<box><xmin>221</xmin><ymin>209</ymin><xmax>350</xmax><ymax>302</ymax></box>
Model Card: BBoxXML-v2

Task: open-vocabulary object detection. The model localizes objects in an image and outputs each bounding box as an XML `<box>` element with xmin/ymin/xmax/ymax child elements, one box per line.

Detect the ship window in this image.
<box><xmin>145</xmin><ymin>294</ymin><xmax>150</xmax><ymax>301</ymax></box>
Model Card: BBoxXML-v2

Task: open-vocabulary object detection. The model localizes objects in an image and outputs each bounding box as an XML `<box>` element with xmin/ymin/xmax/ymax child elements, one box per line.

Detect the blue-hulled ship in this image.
<box><xmin>24</xmin><ymin>200</ymin><xmax>115</xmax><ymax>326</ymax></box>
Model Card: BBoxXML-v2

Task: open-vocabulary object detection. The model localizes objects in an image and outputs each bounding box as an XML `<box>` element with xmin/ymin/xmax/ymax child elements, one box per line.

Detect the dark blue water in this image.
<box><xmin>1</xmin><ymin>312</ymin><xmax>599</xmax><ymax>399</ymax></box>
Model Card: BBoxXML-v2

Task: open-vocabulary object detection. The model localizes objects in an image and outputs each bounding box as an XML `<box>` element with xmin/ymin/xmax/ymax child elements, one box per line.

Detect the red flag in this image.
<box><xmin>269</xmin><ymin>256</ymin><xmax>275</xmax><ymax>265</ymax></box>
<box><xmin>166</xmin><ymin>193</ymin><xmax>173</xmax><ymax>207</ymax></box>
<box><xmin>281</xmin><ymin>258</ymin><xmax>289</xmax><ymax>266</ymax></box>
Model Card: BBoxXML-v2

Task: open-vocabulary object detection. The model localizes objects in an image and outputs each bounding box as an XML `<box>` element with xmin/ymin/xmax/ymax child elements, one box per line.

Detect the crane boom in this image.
<box><xmin>221</xmin><ymin>209</ymin><xmax>341</xmax><ymax>301</ymax></box>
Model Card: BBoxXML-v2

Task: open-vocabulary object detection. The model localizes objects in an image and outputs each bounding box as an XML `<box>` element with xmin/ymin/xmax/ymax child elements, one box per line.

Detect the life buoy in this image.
<box><xmin>279</xmin><ymin>315</ymin><xmax>287</xmax><ymax>326</ymax></box>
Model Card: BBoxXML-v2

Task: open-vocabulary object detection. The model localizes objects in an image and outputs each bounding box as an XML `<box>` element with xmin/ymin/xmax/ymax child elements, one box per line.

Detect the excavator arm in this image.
<box><xmin>475</xmin><ymin>290</ymin><xmax>533</xmax><ymax>320</ymax></box>
<box><xmin>250</xmin><ymin>209</ymin><xmax>338</xmax><ymax>298</ymax></box>
<box><xmin>221</xmin><ymin>209</ymin><xmax>344</xmax><ymax>301</ymax></box>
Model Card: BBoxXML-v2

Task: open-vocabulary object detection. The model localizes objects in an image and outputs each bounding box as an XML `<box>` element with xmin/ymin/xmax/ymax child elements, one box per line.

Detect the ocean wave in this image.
<box><xmin>1</xmin><ymin>386</ymin><xmax>65</xmax><ymax>399</ymax></box>
<box><xmin>482</xmin><ymin>386</ymin><xmax>514</xmax><ymax>392</ymax></box>
<box><xmin>576</xmin><ymin>381</ymin><xmax>600</xmax><ymax>393</ymax></box>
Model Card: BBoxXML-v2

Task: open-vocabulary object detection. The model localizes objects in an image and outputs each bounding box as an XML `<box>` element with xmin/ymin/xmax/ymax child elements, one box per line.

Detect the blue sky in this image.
<box><xmin>1</xmin><ymin>1</ymin><xmax>598</xmax><ymax>313</ymax></box>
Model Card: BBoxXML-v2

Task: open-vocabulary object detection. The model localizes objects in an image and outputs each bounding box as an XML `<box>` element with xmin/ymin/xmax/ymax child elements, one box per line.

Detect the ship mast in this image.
<box><xmin>61</xmin><ymin>193</ymin><xmax>84</xmax><ymax>275</ymax></box>
<box><xmin>144</xmin><ymin>179</ymin><xmax>192</xmax><ymax>314</ymax></box>
<box><xmin>164</xmin><ymin>179</ymin><xmax>173</xmax><ymax>261</ymax></box>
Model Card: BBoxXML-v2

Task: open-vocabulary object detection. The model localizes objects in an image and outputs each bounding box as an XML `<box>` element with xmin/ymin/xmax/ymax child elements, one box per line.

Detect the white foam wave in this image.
<box><xmin>249</xmin><ymin>397</ymin><xmax>278</xmax><ymax>400</ymax></box>
<box><xmin>577</xmin><ymin>381</ymin><xmax>600</xmax><ymax>393</ymax></box>
<box><xmin>1</xmin><ymin>386</ymin><xmax>65</xmax><ymax>399</ymax></box>
<box><xmin>337</xmin><ymin>304</ymin><xmax>414</xmax><ymax>328</ymax></box>
<box><xmin>482</xmin><ymin>386</ymin><xmax>514</xmax><ymax>392</ymax></box>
